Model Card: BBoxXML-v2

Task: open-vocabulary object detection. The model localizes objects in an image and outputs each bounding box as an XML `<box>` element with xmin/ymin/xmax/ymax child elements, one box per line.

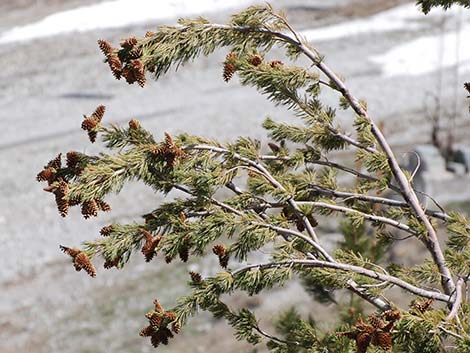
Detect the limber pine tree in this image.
<box><xmin>36</xmin><ymin>3</ymin><xmax>470</xmax><ymax>353</ymax></box>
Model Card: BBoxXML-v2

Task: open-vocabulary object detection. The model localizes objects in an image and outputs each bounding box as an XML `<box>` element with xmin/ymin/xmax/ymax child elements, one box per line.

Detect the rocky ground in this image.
<box><xmin>1</xmin><ymin>1</ymin><xmax>470</xmax><ymax>352</ymax></box>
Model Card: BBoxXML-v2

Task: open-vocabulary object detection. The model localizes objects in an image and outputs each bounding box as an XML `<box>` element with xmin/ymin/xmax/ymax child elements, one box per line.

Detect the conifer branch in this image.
<box><xmin>446</xmin><ymin>277</ymin><xmax>465</xmax><ymax>322</ymax></box>
<box><xmin>38</xmin><ymin>4</ymin><xmax>470</xmax><ymax>351</ymax></box>
<box><xmin>232</xmin><ymin>260</ymin><xmax>452</xmax><ymax>303</ymax></box>
<box><xmin>296</xmin><ymin>201</ymin><xmax>417</xmax><ymax>235</ymax></box>
<box><xmin>269</xmin><ymin>24</ymin><xmax>457</xmax><ymax>296</ymax></box>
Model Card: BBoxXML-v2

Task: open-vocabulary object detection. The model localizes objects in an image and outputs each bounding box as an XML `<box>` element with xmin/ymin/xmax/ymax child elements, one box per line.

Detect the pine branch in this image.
<box><xmin>232</xmin><ymin>260</ymin><xmax>452</xmax><ymax>303</ymax></box>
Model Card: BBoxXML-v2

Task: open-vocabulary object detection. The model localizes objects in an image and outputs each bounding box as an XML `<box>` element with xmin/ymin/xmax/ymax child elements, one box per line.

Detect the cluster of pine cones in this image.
<box><xmin>140</xmin><ymin>299</ymin><xmax>180</xmax><ymax>348</ymax></box>
<box><xmin>36</xmin><ymin>150</ymin><xmax>110</xmax><ymax>219</ymax></box>
<box><xmin>98</xmin><ymin>33</ymin><xmax>155</xmax><ymax>87</ymax></box>
<box><xmin>337</xmin><ymin>310</ymin><xmax>401</xmax><ymax>353</ymax></box>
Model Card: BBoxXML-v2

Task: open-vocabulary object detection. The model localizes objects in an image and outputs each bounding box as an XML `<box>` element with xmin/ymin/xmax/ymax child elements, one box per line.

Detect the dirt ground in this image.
<box><xmin>1</xmin><ymin>1</ymin><xmax>470</xmax><ymax>352</ymax></box>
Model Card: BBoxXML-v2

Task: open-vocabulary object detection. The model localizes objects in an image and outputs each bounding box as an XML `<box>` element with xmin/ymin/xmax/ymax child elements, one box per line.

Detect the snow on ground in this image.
<box><xmin>301</xmin><ymin>3</ymin><xmax>423</xmax><ymax>42</ymax></box>
<box><xmin>370</xmin><ymin>9</ymin><xmax>470</xmax><ymax>77</ymax></box>
<box><xmin>0</xmin><ymin>0</ymin><xmax>256</xmax><ymax>44</ymax></box>
<box><xmin>299</xmin><ymin>2</ymin><xmax>470</xmax><ymax>77</ymax></box>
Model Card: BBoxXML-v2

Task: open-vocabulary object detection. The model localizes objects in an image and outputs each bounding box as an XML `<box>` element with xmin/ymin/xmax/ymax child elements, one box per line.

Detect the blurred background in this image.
<box><xmin>1</xmin><ymin>0</ymin><xmax>470</xmax><ymax>352</ymax></box>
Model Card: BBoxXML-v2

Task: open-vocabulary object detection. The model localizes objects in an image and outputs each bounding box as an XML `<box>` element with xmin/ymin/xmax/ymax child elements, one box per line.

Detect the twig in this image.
<box><xmin>296</xmin><ymin>201</ymin><xmax>417</xmax><ymax>235</ymax></box>
<box><xmin>232</xmin><ymin>260</ymin><xmax>452</xmax><ymax>303</ymax></box>
<box><xmin>446</xmin><ymin>277</ymin><xmax>464</xmax><ymax>322</ymax></box>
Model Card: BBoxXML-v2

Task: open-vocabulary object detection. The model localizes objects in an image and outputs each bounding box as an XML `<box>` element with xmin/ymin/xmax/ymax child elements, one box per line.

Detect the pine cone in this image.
<box><xmin>368</xmin><ymin>315</ymin><xmax>385</xmax><ymax>329</ymax></box>
<box><xmin>249</xmin><ymin>54</ymin><xmax>263</xmax><ymax>66</ymax></box>
<box><xmin>269</xmin><ymin>60</ymin><xmax>283</xmax><ymax>68</ymax></box>
<box><xmin>178</xmin><ymin>246</ymin><xmax>189</xmax><ymax>262</ymax></box>
<box><xmin>103</xmin><ymin>257</ymin><xmax>120</xmax><ymax>269</ymax></box>
<box><xmin>140</xmin><ymin>325</ymin><xmax>154</xmax><ymax>337</ymax></box>
<box><xmin>55</xmin><ymin>193</ymin><xmax>69</xmax><ymax>217</ymax></box>
<box><xmin>146</xmin><ymin>312</ymin><xmax>164</xmax><ymax>328</ymax></box>
<box><xmin>100</xmin><ymin>225</ymin><xmax>114</xmax><ymax>236</ymax></box>
<box><xmin>47</xmin><ymin>153</ymin><xmax>62</xmax><ymax>169</ymax></box>
<box><xmin>356</xmin><ymin>332</ymin><xmax>372</xmax><ymax>353</ymax></box>
<box><xmin>412</xmin><ymin>298</ymin><xmax>434</xmax><ymax>313</ymax></box>
<box><xmin>153</xmin><ymin>299</ymin><xmax>164</xmax><ymax>313</ymax></box>
<box><xmin>141</xmin><ymin>230</ymin><xmax>161</xmax><ymax>262</ymax></box>
<box><xmin>375</xmin><ymin>332</ymin><xmax>392</xmax><ymax>351</ymax></box>
<box><xmin>223</xmin><ymin>62</ymin><xmax>236</xmax><ymax>82</ymax></box>
<box><xmin>150</xmin><ymin>333</ymin><xmax>161</xmax><ymax>348</ymax></box>
<box><xmin>73</xmin><ymin>252</ymin><xmax>97</xmax><ymax>277</ymax></box>
<box><xmin>88</xmin><ymin>131</ymin><xmax>98</xmax><ymax>143</ymax></box>
<box><xmin>81</xmin><ymin>199</ymin><xmax>99</xmax><ymax>219</ymax></box>
<box><xmin>60</xmin><ymin>245</ymin><xmax>80</xmax><ymax>258</ymax></box>
<box><xmin>107</xmin><ymin>53</ymin><xmax>122</xmax><ymax>79</ymax></box>
<box><xmin>128</xmin><ymin>118</ymin><xmax>141</xmax><ymax>130</ymax></box>
<box><xmin>189</xmin><ymin>271</ymin><xmax>202</xmax><ymax>283</ymax></box>
<box><xmin>66</xmin><ymin>151</ymin><xmax>80</xmax><ymax>168</ymax></box>
<box><xmin>120</xmin><ymin>36</ymin><xmax>138</xmax><ymax>50</ymax></box>
<box><xmin>97</xmin><ymin>39</ymin><xmax>114</xmax><ymax>57</ymax></box>
<box><xmin>382</xmin><ymin>309</ymin><xmax>401</xmax><ymax>322</ymax></box>
<box><xmin>92</xmin><ymin>105</ymin><xmax>106</xmax><ymax>122</ymax></box>
<box><xmin>69</xmin><ymin>195</ymin><xmax>82</xmax><ymax>206</ymax></box>
<box><xmin>81</xmin><ymin>116</ymin><xmax>99</xmax><ymax>131</ymax></box>
<box><xmin>212</xmin><ymin>244</ymin><xmax>228</xmax><ymax>268</ymax></box>
<box><xmin>36</xmin><ymin>167</ymin><xmax>56</xmax><ymax>184</ymax></box>
<box><xmin>164</xmin><ymin>311</ymin><xmax>177</xmax><ymax>321</ymax></box>
<box><xmin>60</xmin><ymin>246</ymin><xmax>96</xmax><ymax>277</ymax></box>
<box><xmin>131</xmin><ymin>59</ymin><xmax>146</xmax><ymax>87</ymax></box>
<box><xmin>96</xmin><ymin>199</ymin><xmax>111</xmax><ymax>212</ymax></box>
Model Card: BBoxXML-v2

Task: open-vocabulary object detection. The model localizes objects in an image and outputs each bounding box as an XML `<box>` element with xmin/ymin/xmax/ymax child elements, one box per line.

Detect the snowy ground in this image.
<box><xmin>1</xmin><ymin>1</ymin><xmax>470</xmax><ymax>352</ymax></box>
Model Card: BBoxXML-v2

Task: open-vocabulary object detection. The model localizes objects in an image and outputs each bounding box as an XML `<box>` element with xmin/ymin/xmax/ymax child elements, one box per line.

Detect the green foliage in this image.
<box><xmin>417</xmin><ymin>0</ymin><xmax>470</xmax><ymax>14</ymax></box>
<box><xmin>37</xmin><ymin>2</ymin><xmax>470</xmax><ymax>353</ymax></box>
<box><xmin>394</xmin><ymin>312</ymin><xmax>445</xmax><ymax>353</ymax></box>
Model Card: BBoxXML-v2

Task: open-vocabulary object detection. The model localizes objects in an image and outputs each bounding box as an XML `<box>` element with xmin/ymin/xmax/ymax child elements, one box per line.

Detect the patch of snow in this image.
<box><xmin>0</xmin><ymin>0</ymin><xmax>255</xmax><ymax>44</ymax></box>
<box><xmin>301</xmin><ymin>3</ymin><xmax>462</xmax><ymax>42</ymax></box>
<box><xmin>370</xmin><ymin>25</ymin><xmax>470</xmax><ymax>77</ymax></box>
